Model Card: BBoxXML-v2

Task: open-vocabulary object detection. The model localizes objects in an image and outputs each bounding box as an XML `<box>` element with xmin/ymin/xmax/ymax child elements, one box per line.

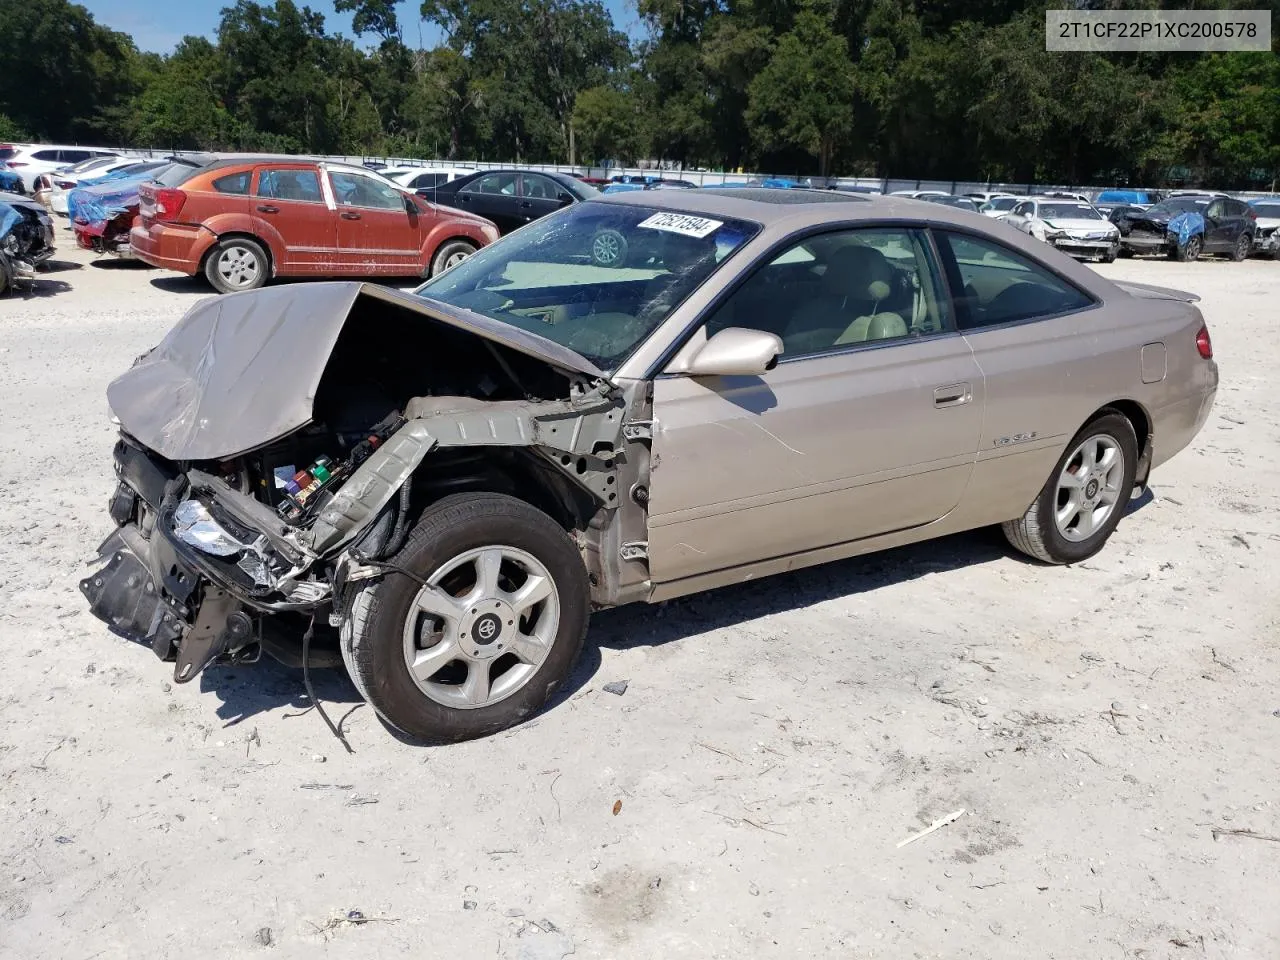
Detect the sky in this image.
<box><xmin>81</xmin><ymin>0</ymin><xmax>643</xmax><ymax>54</ymax></box>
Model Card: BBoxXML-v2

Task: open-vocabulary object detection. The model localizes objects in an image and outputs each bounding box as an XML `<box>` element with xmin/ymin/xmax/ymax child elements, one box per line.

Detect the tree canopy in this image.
<box><xmin>0</xmin><ymin>0</ymin><xmax>1276</xmax><ymax>187</ymax></box>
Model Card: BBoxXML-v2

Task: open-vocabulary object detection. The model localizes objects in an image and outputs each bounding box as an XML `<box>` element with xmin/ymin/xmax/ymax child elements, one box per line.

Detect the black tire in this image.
<box><xmin>1101</xmin><ymin>249</ymin><xmax>1117</xmax><ymax>264</ymax></box>
<box><xmin>1229</xmin><ymin>233</ymin><xmax>1250</xmax><ymax>262</ymax></box>
<box><xmin>1002</xmin><ymin>411</ymin><xmax>1138</xmax><ymax>565</ymax></box>
<box><xmin>590</xmin><ymin>228</ymin><xmax>628</xmax><ymax>268</ymax></box>
<box><xmin>429</xmin><ymin>239</ymin><xmax>477</xmax><ymax>277</ymax></box>
<box><xmin>204</xmin><ymin>236</ymin><xmax>269</xmax><ymax>294</ymax></box>
<box><xmin>1117</xmin><ymin>247</ymin><xmax>1134</xmax><ymax>259</ymax></box>
<box><xmin>340</xmin><ymin>493</ymin><xmax>590</xmax><ymax>742</ymax></box>
<box><xmin>1173</xmin><ymin>235</ymin><xmax>1202</xmax><ymax>262</ymax></box>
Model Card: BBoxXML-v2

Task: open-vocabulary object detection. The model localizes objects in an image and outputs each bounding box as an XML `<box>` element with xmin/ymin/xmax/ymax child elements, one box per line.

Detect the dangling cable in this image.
<box><xmin>302</xmin><ymin>613</ymin><xmax>354</xmax><ymax>754</ymax></box>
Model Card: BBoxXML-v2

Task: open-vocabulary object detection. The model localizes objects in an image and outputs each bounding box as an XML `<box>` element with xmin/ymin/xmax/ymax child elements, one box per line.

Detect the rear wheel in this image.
<box><xmin>205</xmin><ymin>237</ymin><xmax>268</xmax><ymax>293</ymax></box>
<box><xmin>1002</xmin><ymin>412</ymin><xmax>1138</xmax><ymax>565</ymax></box>
<box><xmin>1229</xmin><ymin>233</ymin><xmax>1250</xmax><ymax>262</ymax></box>
<box><xmin>340</xmin><ymin>493</ymin><xmax>590</xmax><ymax>742</ymax></box>
<box><xmin>429</xmin><ymin>239</ymin><xmax>476</xmax><ymax>277</ymax></box>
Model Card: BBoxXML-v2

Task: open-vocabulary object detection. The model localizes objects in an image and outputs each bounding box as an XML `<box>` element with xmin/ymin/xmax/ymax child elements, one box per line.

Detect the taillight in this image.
<box><xmin>1196</xmin><ymin>325</ymin><xmax>1213</xmax><ymax>359</ymax></box>
<box><xmin>6</xmin><ymin>161</ymin><xmax>27</xmax><ymax>168</ymax></box>
<box><xmin>152</xmin><ymin>187</ymin><xmax>187</xmax><ymax>221</ymax></box>
<box><xmin>55</xmin><ymin>180</ymin><xmax>76</xmax><ymax>189</ymax></box>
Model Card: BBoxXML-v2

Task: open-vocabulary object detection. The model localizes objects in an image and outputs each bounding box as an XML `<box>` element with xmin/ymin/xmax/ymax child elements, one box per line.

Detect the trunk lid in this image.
<box><xmin>107</xmin><ymin>281</ymin><xmax>609</xmax><ymax>461</ymax></box>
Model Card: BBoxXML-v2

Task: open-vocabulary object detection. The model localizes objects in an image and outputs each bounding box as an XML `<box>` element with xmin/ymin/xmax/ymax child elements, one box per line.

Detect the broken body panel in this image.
<box><xmin>83</xmin><ymin>282</ymin><xmax>649</xmax><ymax>681</ymax></box>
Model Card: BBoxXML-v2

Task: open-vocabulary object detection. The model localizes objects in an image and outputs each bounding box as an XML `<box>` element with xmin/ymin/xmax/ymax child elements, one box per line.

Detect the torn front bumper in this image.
<box><xmin>78</xmin><ymin>439</ymin><xmax>297</xmax><ymax>681</ymax></box>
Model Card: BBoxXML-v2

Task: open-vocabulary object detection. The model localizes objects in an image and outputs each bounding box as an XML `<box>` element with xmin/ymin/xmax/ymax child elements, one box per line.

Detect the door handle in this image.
<box><xmin>933</xmin><ymin>382</ymin><xmax>972</xmax><ymax>408</ymax></box>
<box><xmin>519</xmin><ymin>200</ymin><xmax>532</xmax><ymax>208</ymax></box>
<box><xmin>340</xmin><ymin>211</ymin><xmax>361</xmax><ymax>221</ymax></box>
<box><xmin>256</xmin><ymin>204</ymin><xmax>279</xmax><ymax>214</ymax></box>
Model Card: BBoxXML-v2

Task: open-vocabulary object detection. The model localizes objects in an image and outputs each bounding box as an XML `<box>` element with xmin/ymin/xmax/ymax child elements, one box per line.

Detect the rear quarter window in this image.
<box><xmin>31</xmin><ymin>149</ymin><xmax>60</xmax><ymax>161</ymax></box>
<box><xmin>938</xmin><ymin>231</ymin><xmax>1094</xmax><ymax>330</ymax></box>
<box><xmin>212</xmin><ymin>171</ymin><xmax>251</xmax><ymax>195</ymax></box>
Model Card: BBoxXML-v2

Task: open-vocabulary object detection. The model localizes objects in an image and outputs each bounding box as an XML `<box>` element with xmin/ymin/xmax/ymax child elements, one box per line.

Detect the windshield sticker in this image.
<box><xmin>637</xmin><ymin>212</ymin><xmax>724</xmax><ymax>238</ymax></box>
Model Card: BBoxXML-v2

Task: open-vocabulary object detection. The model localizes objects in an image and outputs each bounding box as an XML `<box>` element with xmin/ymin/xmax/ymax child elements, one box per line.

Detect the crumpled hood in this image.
<box><xmin>107</xmin><ymin>281</ymin><xmax>607</xmax><ymax>462</ymax></box>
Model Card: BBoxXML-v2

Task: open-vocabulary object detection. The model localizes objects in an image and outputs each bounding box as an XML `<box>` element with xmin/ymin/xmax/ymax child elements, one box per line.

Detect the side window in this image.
<box><xmin>702</xmin><ymin>228</ymin><xmax>953</xmax><ymax>359</ymax></box>
<box><xmin>521</xmin><ymin>174</ymin><xmax>557</xmax><ymax>200</ymax></box>
<box><xmin>31</xmin><ymin>149</ymin><xmax>60</xmax><ymax>162</ymax></box>
<box><xmin>1226</xmin><ymin>199</ymin><xmax>1248</xmax><ymax>218</ymax></box>
<box><xmin>1206</xmin><ymin>199</ymin><xmax>1225</xmax><ymax>220</ymax></box>
<box><xmin>410</xmin><ymin>172</ymin><xmax>445</xmax><ymax>189</ymax></box>
<box><xmin>937</xmin><ymin>232</ymin><xmax>1093</xmax><ymax>330</ymax></box>
<box><xmin>328</xmin><ymin>171</ymin><xmax>404</xmax><ymax>210</ymax></box>
<box><xmin>1012</xmin><ymin>201</ymin><xmax>1032</xmax><ymax>217</ymax></box>
<box><xmin>257</xmin><ymin>168</ymin><xmax>323</xmax><ymax>203</ymax></box>
<box><xmin>463</xmin><ymin>172</ymin><xmax>518</xmax><ymax>196</ymax></box>
<box><xmin>212</xmin><ymin>171</ymin><xmax>251</xmax><ymax>195</ymax></box>
<box><xmin>59</xmin><ymin>149</ymin><xmax>90</xmax><ymax>163</ymax></box>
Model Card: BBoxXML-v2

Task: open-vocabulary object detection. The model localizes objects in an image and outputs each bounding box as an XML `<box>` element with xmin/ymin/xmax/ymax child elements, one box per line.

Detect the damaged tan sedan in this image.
<box><xmin>82</xmin><ymin>190</ymin><xmax>1219</xmax><ymax>742</ymax></box>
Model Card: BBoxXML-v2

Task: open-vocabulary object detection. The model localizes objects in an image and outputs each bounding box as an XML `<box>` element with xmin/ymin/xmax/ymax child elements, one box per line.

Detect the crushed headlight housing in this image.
<box><xmin>173</xmin><ymin>499</ymin><xmax>248</xmax><ymax>557</ymax></box>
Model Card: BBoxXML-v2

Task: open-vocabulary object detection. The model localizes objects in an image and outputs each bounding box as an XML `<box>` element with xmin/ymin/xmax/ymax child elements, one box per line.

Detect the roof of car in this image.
<box><xmin>593</xmin><ymin>187</ymin><xmax>1025</xmax><ymax>230</ymax></box>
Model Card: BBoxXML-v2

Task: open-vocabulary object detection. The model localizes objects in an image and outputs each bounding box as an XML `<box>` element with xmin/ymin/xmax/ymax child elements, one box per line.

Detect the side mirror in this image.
<box><xmin>684</xmin><ymin>328</ymin><xmax>783</xmax><ymax>378</ymax></box>
<box><xmin>403</xmin><ymin>193</ymin><xmax>418</xmax><ymax>215</ymax></box>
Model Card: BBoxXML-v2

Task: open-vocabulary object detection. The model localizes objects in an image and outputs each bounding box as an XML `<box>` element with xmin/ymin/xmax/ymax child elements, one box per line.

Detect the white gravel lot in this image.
<box><xmin>0</xmin><ymin>240</ymin><xmax>1277</xmax><ymax>960</ymax></box>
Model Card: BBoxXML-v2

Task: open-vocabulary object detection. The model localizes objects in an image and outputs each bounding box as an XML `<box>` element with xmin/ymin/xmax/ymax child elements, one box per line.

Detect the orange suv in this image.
<box><xmin>130</xmin><ymin>158</ymin><xmax>500</xmax><ymax>293</ymax></box>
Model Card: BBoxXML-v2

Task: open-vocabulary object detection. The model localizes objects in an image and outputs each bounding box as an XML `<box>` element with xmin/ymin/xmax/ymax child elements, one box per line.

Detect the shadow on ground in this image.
<box><xmin>186</xmin><ymin>479</ymin><xmax>1160</xmax><ymax>741</ymax></box>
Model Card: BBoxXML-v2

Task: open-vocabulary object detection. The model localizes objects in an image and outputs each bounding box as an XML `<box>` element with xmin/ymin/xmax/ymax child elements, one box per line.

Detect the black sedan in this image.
<box><xmin>417</xmin><ymin>170</ymin><xmax>599</xmax><ymax>235</ymax></box>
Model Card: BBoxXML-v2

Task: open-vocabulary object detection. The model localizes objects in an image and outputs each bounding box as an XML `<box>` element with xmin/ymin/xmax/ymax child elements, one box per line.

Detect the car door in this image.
<box><xmin>251</xmin><ymin>164</ymin><xmax>336</xmax><ymax>274</ymax></box>
<box><xmin>1203</xmin><ymin>198</ymin><xmax>1231</xmax><ymax>251</ymax></box>
<box><xmin>518</xmin><ymin>174</ymin><xmax>570</xmax><ymax>227</ymax></box>
<box><xmin>452</xmin><ymin>172</ymin><xmax>521</xmax><ymax>233</ymax></box>
<box><xmin>326</xmin><ymin>167</ymin><xmax>423</xmax><ymax>275</ymax></box>
<box><xmin>1009</xmin><ymin>200</ymin><xmax>1035</xmax><ymax>231</ymax></box>
<box><xmin>1225</xmin><ymin>199</ymin><xmax>1252</xmax><ymax>249</ymax></box>
<box><xmin>646</xmin><ymin>227</ymin><xmax>985</xmax><ymax>584</ymax></box>
<box><xmin>933</xmin><ymin>230</ymin><xmax>1105</xmax><ymax>523</ymax></box>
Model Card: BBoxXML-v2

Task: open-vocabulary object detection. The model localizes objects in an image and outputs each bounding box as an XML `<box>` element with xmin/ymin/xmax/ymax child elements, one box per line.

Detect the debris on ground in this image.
<box><xmin>897</xmin><ymin>809</ymin><xmax>966</xmax><ymax>849</ymax></box>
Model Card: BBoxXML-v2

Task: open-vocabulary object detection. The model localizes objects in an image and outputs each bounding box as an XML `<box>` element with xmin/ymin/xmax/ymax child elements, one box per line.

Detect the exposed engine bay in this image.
<box><xmin>80</xmin><ymin>282</ymin><xmax>651</xmax><ymax>682</ymax></box>
<box><xmin>0</xmin><ymin>192</ymin><xmax>55</xmax><ymax>295</ymax></box>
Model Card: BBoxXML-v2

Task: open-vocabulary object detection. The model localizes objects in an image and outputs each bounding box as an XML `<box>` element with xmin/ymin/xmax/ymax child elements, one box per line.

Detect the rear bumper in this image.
<box><xmin>1151</xmin><ymin>385</ymin><xmax>1217</xmax><ymax>472</ymax></box>
<box><xmin>130</xmin><ymin>222</ymin><xmax>208</xmax><ymax>274</ymax></box>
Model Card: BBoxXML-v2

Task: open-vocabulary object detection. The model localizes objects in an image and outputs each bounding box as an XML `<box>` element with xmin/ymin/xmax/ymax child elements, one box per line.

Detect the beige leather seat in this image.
<box><xmin>785</xmin><ymin>244</ymin><xmax>906</xmax><ymax>352</ymax></box>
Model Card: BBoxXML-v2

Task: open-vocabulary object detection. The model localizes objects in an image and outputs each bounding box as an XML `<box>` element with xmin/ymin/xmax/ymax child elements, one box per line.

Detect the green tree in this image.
<box><xmin>746</xmin><ymin>6</ymin><xmax>856</xmax><ymax>175</ymax></box>
<box><xmin>572</xmin><ymin>85</ymin><xmax>649</xmax><ymax>164</ymax></box>
<box><xmin>0</xmin><ymin>0</ymin><xmax>140</xmax><ymax>142</ymax></box>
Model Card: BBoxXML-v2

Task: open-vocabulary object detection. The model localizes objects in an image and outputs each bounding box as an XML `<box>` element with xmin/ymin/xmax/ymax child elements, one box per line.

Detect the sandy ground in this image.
<box><xmin>0</xmin><ymin>236</ymin><xmax>1277</xmax><ymax>960</ymax></box>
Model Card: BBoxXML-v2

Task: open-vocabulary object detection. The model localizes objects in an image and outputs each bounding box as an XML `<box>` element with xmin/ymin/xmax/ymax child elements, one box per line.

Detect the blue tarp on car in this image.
<box><xmin>67</xmin><ymin>174</ymin><xmax>151</xmax><ymax>227</ymax></box>
<box><xmin>0</xmin><ymin>170</ymin><xmax>22</xmax><ymax>193</ymax></box>
<box><xmin>0</xmin><ymin>200</ymin><xmax>22</xmax><ymax>241</ymax></box>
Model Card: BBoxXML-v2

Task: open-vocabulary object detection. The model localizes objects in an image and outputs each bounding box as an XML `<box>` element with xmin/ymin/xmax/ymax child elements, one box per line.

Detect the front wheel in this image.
<box><xmin>1173</xmin><ymin>235</ymin><xmax>1202</xmax><ymax>262</ymax></box>
<box><xmin>429</xmin><ymin>239</ymin><xmax>476</xmax><ymax>277</ymax></box>
<box><xmin>340</xmin><ymin>493</ymin><xmax>590</xmax><ymax>742</ymax></box>
<box><xmin>1101</xmin><ymin>248</ymin><xmax>1118</xmax><ymax>264</ymax></box>
<box><xmin>1002</xmin><ymin>412</ymin><xmax>1138</xmax><ymax>565</ymax></box>
<box><xmin>205</xmin><ymin>237</ymin><xmax>269</xmax><ymax>293</ymax></box>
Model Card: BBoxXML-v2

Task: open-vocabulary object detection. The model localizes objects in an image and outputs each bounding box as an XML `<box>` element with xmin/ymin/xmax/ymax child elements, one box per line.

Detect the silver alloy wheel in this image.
<box><xmin>215</xmin><ymin>245</ymin><xmax>261</xmax><ymax>288</ymax></box>
<box><xmin>1054</xmin><ymin>434</ymin><xmax>1125</xmax><ymax>542</ymax></box>
<box><xmin>592</xmin><ymin>231</ymin><xmax>622</xmax><ymax>265</ymax></box>
<box><xmin>401</xmin><ymin>545</ymin><xmax>559</xmax><ymax>709</ymax></box>
<box><xmin>443</xmin><ymin>249</ymin><xmax>471</xmax><ymax>270</ymax></box>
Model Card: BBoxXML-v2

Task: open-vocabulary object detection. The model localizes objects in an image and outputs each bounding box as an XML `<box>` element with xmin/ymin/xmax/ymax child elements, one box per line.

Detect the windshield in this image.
<box><xmin>1039</xmin><ymin>203</ymin><xmax>1101</xmax><ymax>220</ymax></box>
<box><xmin>1251</xmin><ymin>202</ymin><xmax>1280</xmax><ymax>218</ymax></box>
<box><xmin>414</xmin><ymin>202</ymin><xmax>760</xmax><ymax>370</ymax></box>
<box><xmin>982</xmin><ymin>197</ymin><xmax>1019</xmax><ymax>211</ymax></box>
<box><xmin>1147</xmin><ymin>197</ymin><xmax>1211</xmax><ymax>217</ymax></box>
